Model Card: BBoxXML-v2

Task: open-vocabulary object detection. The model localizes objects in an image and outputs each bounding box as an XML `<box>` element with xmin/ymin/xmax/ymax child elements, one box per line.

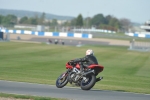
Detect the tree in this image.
<box><xmin>76</xmin><ymin>14</ymin><xmax>83</xmax><ymax>27</ymax></box>
<box><xmin>51</xmin><ymin>19</ymin><xmax>58</xmax><ymax>26</ymax></box>
<box><xmin>108</xmin><ymin>17</ymin><xmax>121</xmax><ymax>31</ymax></box>
<box><xmin>1</xmin><ymin>14</ymin><xmax>17</xmax><ymax>27</ymax></box>
<box><xmin>84</xmin><ymin>17</ymin><xmax>91</xmax><ymax>28</ymax></box>
<box><xmin>70</xmin><ymin>18</ymin><xmax>76</xmax><ymax>26</ymax></box>
<box><xmin>63</xmin><ymin>21</ymin><xmax>71</xmax><ymax>26</ymax></box>
<box><xmin>8</xmin><ymin>15</ymin><xmax>17</xmax><ymax>25</ymax></box>
<box><xmin>28</xmin><ymin>17</ymin><xmax>38</xmax><ymax>25</ymax></box>
<box><xmin>105</xmin><ymin>15</ymin><xmax>113</xmax><ymax>24</ymax></box>
<box><xmin>0</xmin><ymin>15</ymin><xmax>4</xmax><ymax>24</ymax></box>
<box><xmin>45</xmin><ymin>20</ymin><xmax>51</xmax><ymax>26</ymax></box>
<box><xmin>39</xmin><ymin>12</ymin><xmax>46</xmax><ymax>25</ymax></box>
<box><xmin>34</xmin><ymin>14</ymin><xmax>39</xmax><ymax>25</ymax></box>
<box><xmin>19</xmin><ymin>16</ymin><xmax>28</xmax><ymax>24</ymax></box>
<box><xmin>119</xmin><ymin>18</ymin><xmax>132</xmax><ymax>32</ymax></box>
<box><xmin>91</xmin><ymin>14</ymin><xmax>106</xmax><ymax>27</ymax></box>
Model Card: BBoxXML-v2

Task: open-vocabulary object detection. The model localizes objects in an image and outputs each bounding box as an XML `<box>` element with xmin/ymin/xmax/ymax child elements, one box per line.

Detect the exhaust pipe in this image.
<box><xmin>83</xmin><ymin>70</ymin><xmax>95</xmax><ymax>76</ymax></box>
<box><xmin>96</xmin><ymin>76</ymin><xmax>103</xmax><ymax>82</ymax></box>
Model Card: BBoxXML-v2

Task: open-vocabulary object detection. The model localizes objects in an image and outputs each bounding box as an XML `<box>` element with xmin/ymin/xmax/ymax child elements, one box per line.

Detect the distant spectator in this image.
<box><xmin>62</xmin><ymin>40</ymin><xmax>65</xmax><ymax>45</ymax></box>
<box><xmin>49</xmin><ymin>39</ymin><xmax>52</xmax><ymax>44</ymax></box>
<box><xmin>130</xmin><ymin>39</ymin><xmax>135</xmax><ymax>49</ymax></box>
<box><xmin>54</xmin><ymin>39</ymin><xmax>58</xmax><ymax>44</ymax></box>
<box><xmin>17</xmin><ymin>36</ymin><xmax>21</xmax><ymax>40</ymax></box>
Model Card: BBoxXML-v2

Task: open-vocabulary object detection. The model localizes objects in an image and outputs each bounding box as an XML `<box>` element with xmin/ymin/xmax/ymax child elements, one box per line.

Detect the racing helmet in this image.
<box><xmin>86</xmin><ymin>49</ymin><xmax>94</xmax><ymax>55</ymax></box>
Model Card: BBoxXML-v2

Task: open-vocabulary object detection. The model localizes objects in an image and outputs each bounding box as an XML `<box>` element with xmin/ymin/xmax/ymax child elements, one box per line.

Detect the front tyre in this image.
<box><xmin>56</xmin><ymin>73</ymin><xmax>68</xmax><ymax>88</ymax></box>
<box><xmin>80</xmin><ymin>74</ymin><xmax>96</xmax><ymax>90</ymax></box>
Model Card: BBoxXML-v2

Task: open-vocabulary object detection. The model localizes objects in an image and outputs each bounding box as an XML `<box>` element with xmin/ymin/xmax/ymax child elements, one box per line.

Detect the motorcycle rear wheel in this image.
<box><xmin>56</xmin><ymin>73</ymin><xmax>68</xmax><ymax>88</ymax></box>
<box><xmin>80</xmin><ymin>74</ymin><xmax>96</xmax><ymax>90</ymax></box>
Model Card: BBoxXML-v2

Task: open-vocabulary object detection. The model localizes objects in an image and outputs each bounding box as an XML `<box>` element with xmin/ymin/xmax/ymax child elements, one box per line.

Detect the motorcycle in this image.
<box><xmin>56</xmin><ymin>60</ymin><xmax>104</xmax><ymax>90</ymax></box>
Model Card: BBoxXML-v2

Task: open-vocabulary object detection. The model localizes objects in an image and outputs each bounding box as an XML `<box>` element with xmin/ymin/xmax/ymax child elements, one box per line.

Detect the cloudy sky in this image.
<box><xmin>0</xmin><ymin>0</ymin><xmax>150</xmax><ymax>23</ymax></box>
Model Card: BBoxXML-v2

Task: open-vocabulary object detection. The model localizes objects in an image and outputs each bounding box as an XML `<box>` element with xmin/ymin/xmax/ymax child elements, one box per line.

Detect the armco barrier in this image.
<box><xmin>0</xmin><ymin>29</ymin><xmax>92</xmax><ymax>38</ymax></box>
<box><xmin>125</xmin><ymin>32</ymin><xmax>150</xmax><ymax>38</ymax></box>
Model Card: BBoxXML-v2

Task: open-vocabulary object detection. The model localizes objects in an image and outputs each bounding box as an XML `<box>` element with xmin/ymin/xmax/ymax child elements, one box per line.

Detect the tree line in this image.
<box><xmin>66</xmin><ymin>14</ymin><xmax>132</xmax><ymax>32</ymax></box>
<box><xmin>0</xmin><ymin>13</ymin><xmax>131</xmax><ymax>32</ymax></box>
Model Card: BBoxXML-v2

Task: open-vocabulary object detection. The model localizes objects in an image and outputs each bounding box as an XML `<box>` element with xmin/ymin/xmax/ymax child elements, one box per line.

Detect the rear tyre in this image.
<box><xmin>80</xmin><ymin>74</ymin><xmax>96</xmax><ymax>90</ymax></box>
<box><xmin>56</xmin><ymin>73</ymin><xmax>68</xmax><ymax>88</ymax></box>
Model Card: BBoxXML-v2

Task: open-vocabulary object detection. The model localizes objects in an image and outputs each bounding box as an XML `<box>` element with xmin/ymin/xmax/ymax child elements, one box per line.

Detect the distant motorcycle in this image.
<box><xmin>56</xmin><ymin>60</ymin><xmax>104</xmax><ymax>90</ymax></box>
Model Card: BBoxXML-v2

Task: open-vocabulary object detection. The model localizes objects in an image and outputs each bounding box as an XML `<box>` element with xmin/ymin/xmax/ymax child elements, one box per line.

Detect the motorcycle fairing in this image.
<box><xmin>66</xmin><ymin>62</ymin><xmax>104</xmax><ymax>72</ymax></box>
<box><xmin>88</xmin><ymin>64</ymin><xmax>104</xmax><ymax>73</ymax></box>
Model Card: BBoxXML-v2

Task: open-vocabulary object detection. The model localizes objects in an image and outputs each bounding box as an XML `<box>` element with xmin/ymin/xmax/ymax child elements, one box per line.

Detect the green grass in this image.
<box><xmin>0</xmin><ymin>42</ymin><xmax>150</xmax><ymax>94</ymax></box>
<box><xmin>0</xmin><ymin>93</ymin><xmax>68</xmax><ymax>100</ymax></box>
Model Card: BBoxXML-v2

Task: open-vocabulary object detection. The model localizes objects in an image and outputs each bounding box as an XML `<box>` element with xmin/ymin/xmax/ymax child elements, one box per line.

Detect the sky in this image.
<box><xmin>0</xmin><ymin>0</ymin><xmax>150</xmax><ymax>24</ymax></box>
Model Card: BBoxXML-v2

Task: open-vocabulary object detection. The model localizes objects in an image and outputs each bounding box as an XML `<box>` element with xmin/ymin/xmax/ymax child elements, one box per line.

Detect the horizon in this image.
<box><xmin>0</xmin><ymin>0</ymin><xmax>150</xmax><ymax>24</ymax></box>
<box><xmin>0</xmin><ymin>8</ymin><xmax>146</xmax><ymax>25</ymax></box>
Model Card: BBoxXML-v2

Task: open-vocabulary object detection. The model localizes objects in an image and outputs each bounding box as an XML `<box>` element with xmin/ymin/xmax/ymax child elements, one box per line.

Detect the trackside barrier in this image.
<box><xmin>125</xmin><ymin>32</ymin><xmax>150</xmax><ymax>38</ymax></box>
<box><xmin>128</xmin><ymin>40</ymin><xmax>150</xmax><ymax>52</ymax></box>
<box><xmin>0</xmin><ymin>29</ymin><xmax>93</xmax><ymax>39</ymax></box>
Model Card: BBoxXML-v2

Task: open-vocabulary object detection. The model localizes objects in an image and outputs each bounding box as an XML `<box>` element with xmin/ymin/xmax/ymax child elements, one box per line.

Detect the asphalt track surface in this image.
<box><xmin>0</xmin><ymin>80</ymin><xmax>150</xmax><ymax>100</ymax></box>
<box><xmin>30</xmin><ymin>37</ymin><xmax>110</xmax><ymax>46</ymax></box>
<box><xmin>8</xmin><ymin>34</ymin><xmax>130</xmax><ymax>46</ymax></box>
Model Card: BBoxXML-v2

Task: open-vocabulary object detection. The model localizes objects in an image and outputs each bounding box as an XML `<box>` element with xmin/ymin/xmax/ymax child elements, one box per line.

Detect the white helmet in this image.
<box><xmin>86</xmin><ymin>49</ymin><xmax>94</xmax><ymax>55</ymax></box>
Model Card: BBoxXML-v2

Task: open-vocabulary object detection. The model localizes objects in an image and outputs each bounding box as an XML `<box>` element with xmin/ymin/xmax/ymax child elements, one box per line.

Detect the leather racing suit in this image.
<box><xmin>73</xmin><ymin>55</ymin><xmax>98</xmax><ymax>72</ymax></box>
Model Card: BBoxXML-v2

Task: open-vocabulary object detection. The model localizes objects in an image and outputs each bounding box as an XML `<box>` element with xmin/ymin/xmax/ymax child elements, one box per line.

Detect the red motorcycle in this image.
<box><xmin>56</xmin><ymin>60</ymin><xmax>104</xmax><ymax>90</ymax></box>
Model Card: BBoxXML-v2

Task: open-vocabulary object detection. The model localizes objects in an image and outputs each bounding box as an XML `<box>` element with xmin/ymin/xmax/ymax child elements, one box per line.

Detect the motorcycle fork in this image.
<box><xmin>60</xmin><ymin>70</ymin><xmax>70</xmax><ymax>79</ymax></box>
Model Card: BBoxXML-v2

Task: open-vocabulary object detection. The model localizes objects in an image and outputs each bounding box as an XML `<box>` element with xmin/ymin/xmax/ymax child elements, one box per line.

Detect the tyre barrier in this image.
<box><xmin>125</xmin><ymin>32</ymin><xmax>150</xmax><ymax>38</ymax></box>
<box><xmin>0</xmin><ymin>29</ymin><xmax>92</xmax><ymax>39</ymax></box>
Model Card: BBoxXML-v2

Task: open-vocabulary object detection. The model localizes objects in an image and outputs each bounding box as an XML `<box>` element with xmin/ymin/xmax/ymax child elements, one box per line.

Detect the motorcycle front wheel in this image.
<box><xmin>56</xmin><ymin>73</ymin><xmax>68</xmax><ymax>88</ymax></box>
<box><xmin>80</xmin><ymin>73</ymin><xmax>96</xmax><ymax>90</ymax></box>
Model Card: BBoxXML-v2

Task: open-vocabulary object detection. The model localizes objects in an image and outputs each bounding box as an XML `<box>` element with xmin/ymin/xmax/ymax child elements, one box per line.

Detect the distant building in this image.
<box><xmin>14</xmin><ymin>24</ymin><xmax>36</xmax><ymax>29</ymax></box>
<box><xmin>140</xmin><ymin>20</ymin><xmax>150</xmax><ymax>32</ymax></box>
<box><xmin>14</xmin><ymin>24</ymin><xmax>50</xmax><ymax>31</ymax></box>
<box><xmin>57</xmin><ymin>20</ymin><xmax>68</xmax><ymax>25</ymax></box>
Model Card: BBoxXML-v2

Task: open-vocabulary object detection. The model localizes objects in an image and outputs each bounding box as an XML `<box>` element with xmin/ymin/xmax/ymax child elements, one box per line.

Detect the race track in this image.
<box><xmin>0</xmin><ymin>80</ymin><xmax>149</xmax><ymax>100</ymax></box>
<box><xmin>9</xmin><ymin>34</ymin><xmax>130</xmax><ymax>46</ymax></box>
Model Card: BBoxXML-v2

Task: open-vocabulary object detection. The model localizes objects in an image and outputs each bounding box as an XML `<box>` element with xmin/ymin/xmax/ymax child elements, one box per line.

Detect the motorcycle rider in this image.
<box><xmin>70</xmin><ymin>49</ymin><xmax>98</xmax><ymax>74</ymax></box>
